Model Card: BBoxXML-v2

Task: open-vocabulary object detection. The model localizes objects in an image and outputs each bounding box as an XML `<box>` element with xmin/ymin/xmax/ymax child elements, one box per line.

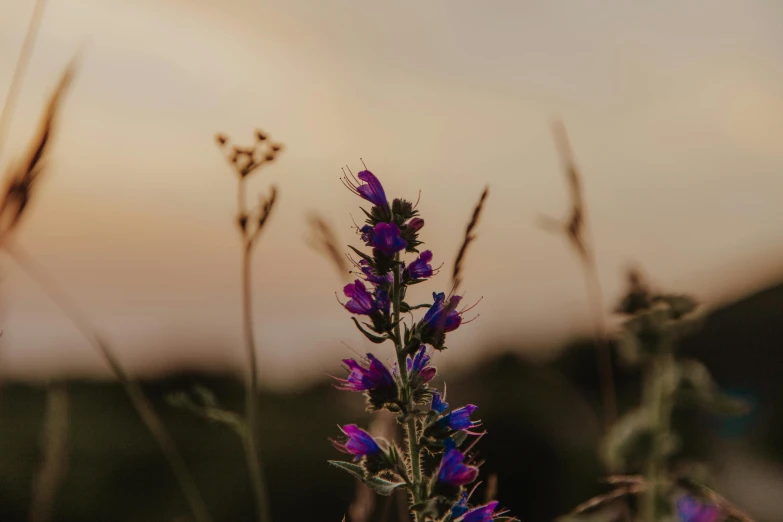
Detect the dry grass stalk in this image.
<box><xmin>0</xmin><ymin>61</ymin><xmax>74</xmax><ymax>241</ymax></box>
<box><xmin>307</xmin><ymin>213</ymin><xmax>349</xmax><ymax>280</ymax></box>
<box><xmin>0</xmin><ymin>60</ymin><xmax>212</xmax><ymax>522</ymax></box>
<box><xmin>452</xmin><ymin>186</ymin><xmax>489</xmax><ymax>292</ymax></box>
<box><xmin>216</xmin><ymin>129</ymin><xmax>284</xmax><ymax>522</ymax></box>
<box><xmin>0</xmin><ymin>0</ymin><xmax>48</xmax><ymax>163</ymax></box>
<box><xmin>540</xmin><ymin>120</ymin><xmax>618</xmax><ymax>431</ymax></box>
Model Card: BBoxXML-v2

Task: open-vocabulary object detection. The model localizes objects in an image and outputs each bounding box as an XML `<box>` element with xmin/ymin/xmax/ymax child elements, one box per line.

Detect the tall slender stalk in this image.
<box><xmin>6</xmin><ymin>242</ymin><xmax>212</xmax><ymax>522</ymax></box>
<box><xmin>546</xmin><ymin>121</ymin><xmax>618</xmax><ymax>431</ymax></box>
<box><xmin>238</xmin><ymin>217</ymin><xmax>272</xmax><ymax>522</ymax></box>
<box><xmin>215</xmin><ymin>130</ymin><xmax>280</xmax><ymax>522</ymax></box>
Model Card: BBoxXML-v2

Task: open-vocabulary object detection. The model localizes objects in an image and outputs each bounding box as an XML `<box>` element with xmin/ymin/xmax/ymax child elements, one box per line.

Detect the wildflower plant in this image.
<box><xmin>328</xmin><ymin>168</ymin><xmax>515</xmax><ymax>522</ymax></box>
<box><xmin>564</xmin><ymin>270</ymin><xmax>753</xmax><ymax>522</ymax></box>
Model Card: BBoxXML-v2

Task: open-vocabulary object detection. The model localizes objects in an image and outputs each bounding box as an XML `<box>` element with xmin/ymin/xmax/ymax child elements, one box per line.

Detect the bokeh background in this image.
<box><xmin>0</xmin><ymin>1</ymin><xmax>781</xmax><ymax>521</ymax></box>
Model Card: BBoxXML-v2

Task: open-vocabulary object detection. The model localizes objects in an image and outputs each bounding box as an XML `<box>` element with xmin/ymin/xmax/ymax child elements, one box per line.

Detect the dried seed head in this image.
<box><xmin>255</xmin><ymin>129</ymin><xmax>267</xmax><ymax>141</ymax></box>
<box><xmin>215</xmin><ymin>133</ymin><xmax>228</xmax><ymax>146</ymax></box>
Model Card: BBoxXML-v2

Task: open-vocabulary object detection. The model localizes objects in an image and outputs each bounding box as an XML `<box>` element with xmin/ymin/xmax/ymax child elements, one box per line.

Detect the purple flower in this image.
<box><xmin>407</xmin><ymin>346</ymin><xmax>437</xmax><ymax>383</ymax></box>
<box><xmin>459</xmin><ymin>501</ymin><xmax>500</xmax><ymax>522</ymax></box>
<box><xmin>343</xmin><ymin>280</ymin><xmax>376</xmax><ymax>315</ymax></box>
<box><xmin>406</xmin><ymin>217</ymin><xmax>424</xmax><ymax>233</ymax></box>
<box><xmin>331</xmin><ymin>424</ymin><xmax>382</xmax><ymax>461</ymax></box>
<box><xmin>677</xmin><ymin>495</ymin><xmax>722</xmax><ymax>522</ymax></box>
<box><xmin>431</xmin><ymin>390</ymin><xmax>449</xmax><ymax>414</ymax></box>
<box><xmin>356</xmin><ymin>170</ymin><xmax>388</xmax><ymax>208</ymax></box>
<box><xmin>423</xmin><ymin>293</ymin><xmax>464</xmax><ymax>333</ymax></box>
<box><xmin>437</xmin><ymin>404</ymin><xmax>479</xmax><ymax>431</ymax></box>
<box><xmin>334</xmin><ymin>354</ymin><xmax>395</xmax><ymax>392</ymax></box>
<box><xmin>406</xmin><ymin>250</ymin><xmax>434</xmax><ymax>280</ymax></box>
<box><xmin>437</xmin><ymin>445</ymin><xmax>478</xmax><ymax>486</ymax></box>
<box><xmin>372</xmin><ymin>222</ymin><xmax>407</xmax><ymax>256</ymax></box>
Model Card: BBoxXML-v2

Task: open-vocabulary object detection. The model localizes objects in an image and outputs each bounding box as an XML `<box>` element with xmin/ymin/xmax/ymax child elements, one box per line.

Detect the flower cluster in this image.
<box><xmin>329</xmin><ymin>169</ymin><xmax>514</xmax><ymax>521</ymax></box>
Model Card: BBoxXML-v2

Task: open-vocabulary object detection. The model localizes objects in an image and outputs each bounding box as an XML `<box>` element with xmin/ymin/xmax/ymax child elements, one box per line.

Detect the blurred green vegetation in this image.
<box><xmin>0</xmin><ymin>281</ymin><xmax>781</xmax><ymax>522</ymax></box>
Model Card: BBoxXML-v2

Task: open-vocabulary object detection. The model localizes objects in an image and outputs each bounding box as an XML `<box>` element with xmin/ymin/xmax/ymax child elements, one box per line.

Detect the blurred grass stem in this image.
<box><xmin>29</xmin><ymin>382</ymin><xmax>68</xmax><ymax>522</ymax></box>
<box><xmin>6</xmin><ymin>242</ymin><xmax>213</xmax><ymax>522</ymax></box>
<box><xmin>0</xmin><ymin>0</ymin><xmax>47</xmax><ymax>162</ymax></box>
<box><xmin>237</xmin><ymin>178</ymin><xmax>272</xmax><ymax>522</ymax></box>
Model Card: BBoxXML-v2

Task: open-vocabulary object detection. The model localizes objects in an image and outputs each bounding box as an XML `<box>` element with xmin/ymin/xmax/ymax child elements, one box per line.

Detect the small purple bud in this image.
<box><xmin>406</xmin><ymin>217</ymin><xmax>424</xmax><ymax>233</ymax></box>
<box><xmin>406</xmin><ymin>346</ymin><xmax>437</xmax><ymax>383</ymax></box>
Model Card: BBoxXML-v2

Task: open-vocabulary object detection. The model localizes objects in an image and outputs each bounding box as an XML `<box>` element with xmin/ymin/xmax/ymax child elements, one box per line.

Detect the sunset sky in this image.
<box><xmin>0</xmin><ymin>0</ymin><xmax>782</xmax><ymax>388</ymax></box>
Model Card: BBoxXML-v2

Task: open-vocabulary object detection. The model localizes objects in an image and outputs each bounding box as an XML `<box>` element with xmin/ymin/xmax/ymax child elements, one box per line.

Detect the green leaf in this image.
<box><xmin>362</xmin><ymin>475</ymin><xmax>406</xmax><ymax>496</ymax></box>
<box><xmin>351</xmin><ymin>317</ymin><xmax>388</xmax><ymax>344</ymax></box>
<box><xmin>347</xmin><ymin>245</ymin><xmax>373</xmax><ymax>264</ymax></box>
<box><xmin>328</xmin><ymin>460</ymin><xmax>367</xmax><ymax>480</ymax></box>
<box><xmin>327</xmin><ymin>461</ymin><xmax>405</xmax><ymax>496</ymax></box>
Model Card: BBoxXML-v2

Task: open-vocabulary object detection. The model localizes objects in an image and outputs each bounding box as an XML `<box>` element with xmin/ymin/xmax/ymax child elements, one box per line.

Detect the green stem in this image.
<box><xmin>240</xmin><ymin>230</ymin><xmax>272</xmax><ymax>522</ymax></box>
<box><xmin>392</xmin><ymin>258</ymin><xmax>422</xmax><ymax>518</ymax></box>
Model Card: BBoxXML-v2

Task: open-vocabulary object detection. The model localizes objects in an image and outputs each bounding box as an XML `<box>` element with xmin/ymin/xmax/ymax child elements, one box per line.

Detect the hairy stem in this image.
<box><xmin>7</xmin><ymin>243</ymin><xmax>212</xmax><ymax>522</ymax></box>
<box><xmin>392</xmin><ymin>259</ymin><xmax>422</xmax><ymax>518</ymax></box>
<box><xmin>238</xmin><ymin>179</ymin><xmax>272</xmax><ymax>522</ymax></box>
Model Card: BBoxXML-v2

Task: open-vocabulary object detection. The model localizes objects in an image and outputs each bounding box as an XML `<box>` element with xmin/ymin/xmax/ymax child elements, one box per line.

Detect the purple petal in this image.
<box><xmin>356</xmin><ymin>170</ymin><xmax>388</xmax><ymax>208</ymax></box>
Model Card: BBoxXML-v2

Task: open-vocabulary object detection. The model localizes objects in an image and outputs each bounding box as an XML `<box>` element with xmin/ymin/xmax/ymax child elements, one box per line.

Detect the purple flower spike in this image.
<box><xmin>343</xmin><ymin>280</ymin><xmax>376</xmax><ymax>315</ymax></box>
<box><xmin>406</xmin><ymin>217</ymin><xmax>424</xmax><ymax>233</ymax></box>
<box><xmin>407</xmin><ymin>346</ymin><xmax>437</xmax><ymax>383</ymax></box>
<box><xmin>334</xmin><ymin>354</ymin><xmax>395</xmax><ymax>392</ymax></box>
<box><xmin>406</xmin><ymin>250</ymin><xmax>434</xmax><ymax>280</ymax></box>
<box><xmin>356</xmin><ymin>170</ymin><xmax>388</xmax><ymax>208</ymax></box>
<box><xmin>459</xmin><ymin>501</ymin><xmax>500</xmax><ymax>522</ymax></box>
<box><xmin>677</xmin><ymin>495</ymin><xmax>722</xmax><ymax>522</ymax></box>
<box><xmin>431</xmin><ymin>390</ymin><xmax>448</xmax><ymax>414</ymax></box>
<box><xmin>437</xmin><ymin>446</ymin><xmax>478</xmax><ymax>486</ymax></box>
<box><xmin>438</xmin><ymin>404</ymin><xmax>479</xmax><ymax>431</ymax></box>
<box><xmin>372</xmin><ymin>222</ymin><xmax>407</xmax><ymax>256</ymax></box>
<box><xmin>331</xmin><ymin>424</ymin><xmax>382</xmax><ymax>461</ymax></box>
